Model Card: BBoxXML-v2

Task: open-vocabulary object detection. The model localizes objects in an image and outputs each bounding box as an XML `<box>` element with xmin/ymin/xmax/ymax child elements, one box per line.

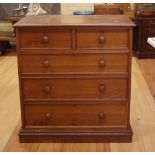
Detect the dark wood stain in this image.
<box><xmin>15</xmin><ymin>15</ymin><xmax>134</xmax><ymax>143</ymax></box>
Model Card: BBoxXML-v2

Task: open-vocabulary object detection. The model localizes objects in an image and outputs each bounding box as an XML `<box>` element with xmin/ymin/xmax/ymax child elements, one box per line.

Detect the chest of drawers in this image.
<box><xmin>14</xmin><ymin>15</ymin><xmax>134</xmax><ymax>143</ymax></box>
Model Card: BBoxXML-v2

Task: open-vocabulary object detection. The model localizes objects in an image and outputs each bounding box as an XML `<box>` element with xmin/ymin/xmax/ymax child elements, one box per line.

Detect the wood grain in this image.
<box><xmin>0</xmin><ymin>55</ymin><xmax>20</xmax><ymax>151</ymax></box>
<box><xmin>14</xmin><ymin>15</ymin><xmax>135</xmax><ymax>27</ymax></box>
<box><xmin>15</xmin><ymin>15</ymin><xmax>134</xmax><ymax>142</ymax></box>
<box><xmin>76</xmin><ymin>28</ymin><xmax>128</xmax><ymax>49</ymax></box>
<box><xmin>137</xmin><ymin>59</ymin><xmax>155</xmax><ymax>99</ymax></box>
<box><xmin>110</xmin><ymin>57</ymin><xmax>155</xmax><ymax>151</ymax></box>
<box><xmin>3</xmin><ymin>122</ymin><xmax>111</xmax><ymax>152</ymax></box>
<box><xmin>20</xmin><ymin>53</ymin><xmax>128</xmax><ymax>74</ymax></box>
<box><xmin>22</xmin><ymin>77</ymin><xmax>128</xmax><ymax>100</ymax></box>
<box><xmin>20</xmin><ymin>29</ymin><xmax>72</xmax><ymax>49</ymax></box>
<box><xmin>24</xmin><ymin>103</ymin><xmax>127</xmax><ymax>127</ymax></box>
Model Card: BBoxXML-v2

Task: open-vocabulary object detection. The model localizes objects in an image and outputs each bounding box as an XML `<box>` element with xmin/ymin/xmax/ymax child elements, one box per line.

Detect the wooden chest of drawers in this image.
<box><xmin>14</xmin><ymin>15</ymin><xmax>135</xmax><ymax>143</ymax></box>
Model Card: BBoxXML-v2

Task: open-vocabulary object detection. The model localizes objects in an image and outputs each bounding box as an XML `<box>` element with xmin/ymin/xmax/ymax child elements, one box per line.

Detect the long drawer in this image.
<box><xmin>22</xmin><ymin>77</ymin><xmax>127</xmax><ymax>100</ymax></box>
<box><xmin>20</xmin><ymin>53</ymin><xmax>128</xmax><ymax>74</ymax></box>
<box><xmin>24</xmin><ymin>103</ymin><xmax>127</xmax><ymax>127</ymax></box>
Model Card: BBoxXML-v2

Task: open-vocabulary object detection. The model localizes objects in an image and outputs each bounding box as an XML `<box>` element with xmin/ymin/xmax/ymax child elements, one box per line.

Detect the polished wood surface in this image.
<box><xmin>15</xmin><ymin>15</ymin><xmax>134</xmax><ymax>142</ymax></box>
<box><xmin>0</xmin><ymin>54</ymin><xmax>20</xmax><ymax>151</ymax></box>
<box><xmin>110</xmin><ymin>58</ymin><xmax>155</xmax><ymax>151</ymax></box>
<box><xmin>76</xmin><ymin>28</ymin><xmax>128</xmax><ymax>49</ymax></box>
<box><xmin>137</xmin><ymin>59</ymin><xmax>155</xmax><ymax>99</ymax></box>
<box><xmin>1</xmin><ymin>54</ymin><xmax>155</xmax><ymax>151</ymax></box>
<box><xmin>14</xmin><ymin>15</ymin><xmax>135</xmax><ymax>27</ymax></box>
<box><xmin>24</xmin><ymin>104</ymin><xmax>127</xmax><ymax>127</ymax></box>
<box><xmin>4</xmin><ymin>122</ymin><xmax>110</xmax><ymax>151</ymax></box>
<box><xmin>18</xmin><ymin>27</ymin><xmax>130</xmax><ymax>50</ymax></box>
<box><xmin>22</xmin><ymin>78</ymin><xmax>127</xmax><ymax>100</ymax></box>
<box><xmin>20</xmin><ymin>29</ymin><xmax>72</xmax><ymax>49</ymax></box>
<box><xmin>20</xmin><ymin>53</ymin><xmax>128</xmax><ymax>74</ymax></box>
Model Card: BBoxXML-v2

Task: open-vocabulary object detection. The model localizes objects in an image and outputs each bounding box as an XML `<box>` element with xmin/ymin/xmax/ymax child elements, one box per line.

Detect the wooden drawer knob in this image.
<box><xmin>46</xmin><ymin>112</ymin><xmax>52</xmax><ymax>120</ymax></box>
<box><xmin>44</xmin><ymin>85</ymin><xmax>51</xmax><ymax>93</ymax></box>
<box><xmin>43</xmin><ymin>60</ymin><xmax>50</xmax><ymax>67</ymax></box>
<box><xmin>98</xmin><ymin>112</ymin><xmax>105</xmax><ymax>120</ymax></box>
<box><xmin>99</xmin><ymin>35</ymin><xmax>105</xmax><ymax>44</ymax></box>
<box><xmin>99</xmin><ymin>59</ymin><xmax>105</xmax><ymax>68</ymax></box>
<box><xmin>99</xmin><ymin>84</ymin><xmax>105</xmax><ymax>92</ymax></box>
<box><xmin>42</xmin><ymin>36</ymin><xmax>49</xmax><ymax>44</ymax></box>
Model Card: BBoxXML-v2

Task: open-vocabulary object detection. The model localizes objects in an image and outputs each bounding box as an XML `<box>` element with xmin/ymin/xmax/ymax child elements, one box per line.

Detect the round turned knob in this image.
<box><xmin>43</xmin><ymin>60</ymin><xmax>50</xmax><ymax>68</ymax></box>
<box><xmin>98</xmin><ymin>112</ymin><xmax>105</xmax><ymax>120</ymax></box>
<box><xmin>99</xmin><ymin>84</ymin><xmax>105</xmax><ymax>92</ymax></box>
<box><xmin>44</xmin><ymin>85</ymin><xmax>51</xmax><ymax>93</ymax></box>
<box><xmin>99</xmin><ymin>59</ymin><xmax>105</xmax><ymax>68</ymax></box>
<box><xmin>42</xmin><ymin>36</ymin><xmax>49</xmax><ymax>44</ymax></box>
<box><xmin>46</xmin><ymin>112</ymin><xmax>52</xmax><ymax>120</ymax></box>
<box><xmin>99</xmin><ymin>35</ymin><xmax>105</xmax><ymax>44</ymax></box>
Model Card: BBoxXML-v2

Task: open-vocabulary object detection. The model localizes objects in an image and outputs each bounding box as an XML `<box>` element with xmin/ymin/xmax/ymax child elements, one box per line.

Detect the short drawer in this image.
<box><xmin>20</xmin><ymin>53</ymin><xmax>128</xmax><ymax>74</ymax></box>
<box><xmin>19</xmin><ymin>29</ymin><xmax>72</xmax><ymax>49</ymax></box>
<box><xmin>24</xmin><ymin>104</ymin><xmax>127</xmax><ymax>127</ymax></box>
<box><xmin>76</xmin><ymin>28</ymin><xmax>129</xmax><ymax>49</ymax></box>
<box><xmin>144</xmin><ymin>27</ymin><xmax>155</xmax><ymax>35</ymax></box>
<box><xmin>22</xmin><ymin>77</ymin><xmax>127</xmax><ymax>100</ymax></box>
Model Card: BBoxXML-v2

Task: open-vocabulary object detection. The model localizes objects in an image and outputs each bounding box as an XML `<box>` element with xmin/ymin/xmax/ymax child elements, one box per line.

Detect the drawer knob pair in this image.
<box><xmin>99</xmin><ymin>59</ymin><xmax>105</xmax><ymax>68</ymax></box>
<box><xmin>46</xmin><ymin>112</ymin><xmax>52</xmax><ymax>120</ymax></box>
<box><xmin>43</xmin><ymin>60</ymin><xmax>50</xmax><ymax>67</ymax></box>
<box><xmin>42</xmin><ymin>36</ymin><xmax>49</xmax><ymax>44</ymax></box>
<box><xmin>44</xmin><ymin>85</ymin><xmax>51</xmax><ymax>93</ymax></box>
<box><xmin>99</xmin><ymin>84</ymin><xmax>105</xmax><ymax>92</ymax></box>
<box><xmin>98</xmin><ymin>112</ymin><xmax>105</xmax><ymax>120</ymax></box>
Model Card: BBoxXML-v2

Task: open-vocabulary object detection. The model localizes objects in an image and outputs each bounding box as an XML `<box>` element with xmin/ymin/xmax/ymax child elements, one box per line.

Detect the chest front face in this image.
<box><xmin>15</xmin><ymin>15</ymin><xmax>134</xmax><ymax>143</ymax></box>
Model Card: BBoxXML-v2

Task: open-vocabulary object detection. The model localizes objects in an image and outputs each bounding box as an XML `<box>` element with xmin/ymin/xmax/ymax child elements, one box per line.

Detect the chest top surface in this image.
<box><xmin>14</xmin><ymin>15</ymin><xmax>135</xmax><ymax>27</ymax></box>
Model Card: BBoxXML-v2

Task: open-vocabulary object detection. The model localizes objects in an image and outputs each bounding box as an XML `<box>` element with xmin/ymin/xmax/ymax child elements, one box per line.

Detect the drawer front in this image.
<box><xmin>24</xmin><ymin>104</ymin><xmax>127</xmax><ymax>127</ymax></box>
<box><xmin>21</xmin><ymin>53</ymin><xmax>128</xmax><ymax>74</ymax></box>
<box><xmin>76</xmin><ymin>28</ymin><xmax>128</xmax><ymax>49</ymax></box>
<box><xmin>19</xmin><ymin>29</ymin><xmax>72</xmax><ymax>49</ymax></box>
<box><xmin>22</xmin><ymin>78</ymin><xmax>127</xmax><ymax>100</ymax></box>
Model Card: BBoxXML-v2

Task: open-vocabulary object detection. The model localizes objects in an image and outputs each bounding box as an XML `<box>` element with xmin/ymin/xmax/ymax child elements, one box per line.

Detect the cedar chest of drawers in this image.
<box><xmin>14</xmin><ymin>15</ymin><xmax>135</xmax><ymax>143</ymax></box>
